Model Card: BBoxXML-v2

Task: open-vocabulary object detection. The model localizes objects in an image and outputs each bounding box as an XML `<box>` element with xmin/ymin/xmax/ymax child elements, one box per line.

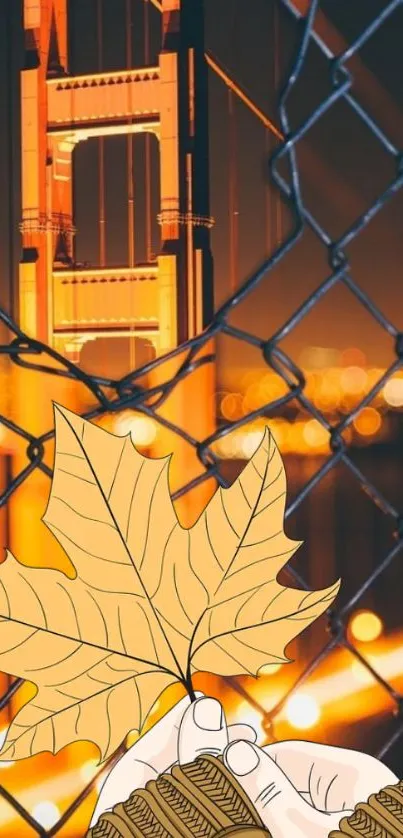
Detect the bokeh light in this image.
<box><xmin>353</xmin><ymin>407</ymin><xmax>382</xmax><ymax>437</ymax></box>
<box><xmin>340</xmin><ymin>366</ymin><xmax>368</xmax><ymax>395</ymax></box>
<box><xmin>340</xmin><ymin>347</ymin><xmax>366</xmax><ymax>367</ymax></box>
<box><xmin>284</xmin><ymin>694</ymin><xmax>320</xmax><ymax>729</ymax></box>
<box><xmin>80</xmin><ymin>759</ymin><xmax>98</xmax><ymax>783</ymax></box>
<box><xmin>259</xmin><ymin>663</ymin><xmax>282</xmax><ymax>676</ymax></box>
<box><xmin>384</xmin><ymin>377</ymin><xmax>403</xmax><ymax>407</ymax></box>
<box><xmin>313</xmin><ymin>377</ymin><xmax>341</xmax><ymax>412</ymax></box>
<box><xmin>220</xmin><ymin>392</ymin><xmax>243</xmax><ymax>421</ymax></box>
<box><xmin>240</xmin><ymin>430</ymin><xmax>265</xmax><ymax>458</ymax></box>
<box><xmin>230</xmin><ymin>701</ymin><xmax>265</xmax><ymax>745</ymax></box>
<box><xmin>259</xmin><ymin>374</ymin><xmax>288</xmax><ymax>402</ymax></box>
<box><xmin>242</xmin><ymin>382</ymin><xmax>267</xmax><ymax>413</ymax></box>
<box><xmin>31</xmin><ymin>801</ymin><xmax>60</xmax><ymax>829</ymax></box>
<box><xmin>350</xmin><ymin>611</ymin><xmax>383</xmax><ymax>642</ymax></box>
<box><xmin>302</xmin><ymin>419</ymin><xmax>329</xmax><ymax>449</ymax></box>
<box><xmin>114</xmin><ymin>413</ymin><xmax>157</xmax><ymax>446</ymax></box>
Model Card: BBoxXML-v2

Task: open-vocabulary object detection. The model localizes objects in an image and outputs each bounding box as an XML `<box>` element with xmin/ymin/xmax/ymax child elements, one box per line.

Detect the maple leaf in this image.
<box><xmin>0</xmin><ymin>404</ymin><xmax>340</xmax><ymax>763</ymax></box>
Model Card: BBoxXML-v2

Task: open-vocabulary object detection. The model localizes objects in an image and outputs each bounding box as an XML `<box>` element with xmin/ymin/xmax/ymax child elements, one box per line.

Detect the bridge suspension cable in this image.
<box><xmin>205</xmin><ymin>52</ymin><xmax>283</xmax><ymax>140</ymax></box>
<box><xmin>144</xmin><ymin>0</ymin><xmax>153</xmax><ymax>262</ymax></box>
<box><xmin>142</xmin><ymin>0</ymin><xmax>283</xmax><ymax>141</ymax></box>
<box><xmin>97</xmin><ymin>0</ymin><xmax>106</xmax><ymax>267</ymax></box>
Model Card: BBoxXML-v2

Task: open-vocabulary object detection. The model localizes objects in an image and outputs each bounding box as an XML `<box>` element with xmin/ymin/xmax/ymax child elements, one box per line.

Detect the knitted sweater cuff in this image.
<box><xmin>329</xmin><ymin>779</ymin><xmax>403</xmax><ymax>837</ymax></box>
<box><xmin>87</xmin><ymin>755</ymin><xmax>403</xmax><ymax>838</ymax></box>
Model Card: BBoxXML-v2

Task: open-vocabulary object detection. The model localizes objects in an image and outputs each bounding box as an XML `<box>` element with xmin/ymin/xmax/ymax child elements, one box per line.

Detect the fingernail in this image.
<box><xmin>225</xmin><ymin>741</ymin><xmax>260</xmax><ymax>775</ymax></box>
<box><xmin>193</xmin><ymin>697</ymin><xmax>223</xmax><ymax>731</ymax></box>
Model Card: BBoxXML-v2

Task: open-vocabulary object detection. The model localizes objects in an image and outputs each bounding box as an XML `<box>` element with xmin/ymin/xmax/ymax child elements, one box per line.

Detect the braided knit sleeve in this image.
<box><xmin>329</xmin><ymin>779</ymin><xmax>403</xmax><ymax>837</ymax></box>
<box><xmin>86</xmin><ymin>758</ymin><xmax>403</xmax><ymax>838</ymax></box>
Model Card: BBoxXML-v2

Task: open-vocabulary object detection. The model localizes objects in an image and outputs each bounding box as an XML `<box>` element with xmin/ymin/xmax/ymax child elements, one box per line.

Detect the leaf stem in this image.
<box><xmin>182</xmin><ymin>676</ymin><xmax>197</xmax><ymax>703</ymax></box>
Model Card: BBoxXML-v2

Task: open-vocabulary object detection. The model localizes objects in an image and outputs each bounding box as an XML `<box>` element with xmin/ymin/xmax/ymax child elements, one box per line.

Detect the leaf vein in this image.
<box><xmin>86</xmin><ymin>589</ymin><xmax>109</xmax><ymax>647</ymax></box>
<box><xmin>205</xmin><ymin>513</ymin><xmax>224</xmax><ymax>572</ymax></box>
<box><xmin>56</xmin><ymin>582</ymin><xmax>82</xmax><ymax>640</ymax></box>
<box><xmin>18</xmin><ymin>573</ymin><xmax>48</xmax><ymax>629</ymax></box>
<box><xmin>58</xmin><ymin>467</ymin><xmax>94</xmax><ymax>485</ymax></box>
<box><xmin>219</xmin><ymin>490</ymin><xmax>240</xmax><ymax>538</ymax></box>
<box><xmin>49</xmin><ymin>524</ymin><xmax>128</xmax><ymax>566</ymax></box>
<box><xmin>107</xmin><ymin>437</ymin><xmax>127</xmax><ymax>501</ymax></box>
<box><xmin>50</xmin><ymin>496</ymin><xmax>115</xmax><ymax>529</ymax></box>
<box><xmin>26</xmin><ymin>641</ymin><xmax>84</xmax><ymax>674</ymax></box>
<box><xmin>173</xmin><ymin>564</ymin><xmax>193</xmax><ymax>626</ymax></box>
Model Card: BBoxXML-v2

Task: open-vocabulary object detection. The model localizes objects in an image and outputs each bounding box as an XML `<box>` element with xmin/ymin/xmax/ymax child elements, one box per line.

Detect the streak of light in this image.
<box><xmin>229</xmin><ymin>637</ymin><xmax>403</xmax><ymax>736</ymax></box>
<box><xmin>275</xmin><ymin>642</ymin><xmax>403</xmax><ymax>724</ymax></box>
<box><xmin>1</xmin><ymin>642</ymin><xmax>403</xmax><ymax>829</ymax></box>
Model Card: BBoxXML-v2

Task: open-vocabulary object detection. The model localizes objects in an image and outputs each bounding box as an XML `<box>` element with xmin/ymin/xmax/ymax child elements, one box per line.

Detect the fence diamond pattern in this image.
<box><xmin>0</xmin><ymin>0</ymin><xmax>403</xmax><ymax>833</ymax></box>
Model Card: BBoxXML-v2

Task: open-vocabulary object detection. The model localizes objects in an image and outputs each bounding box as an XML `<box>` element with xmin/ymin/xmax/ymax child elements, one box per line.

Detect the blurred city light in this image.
<box><xmin>229</xmin><ymin>701</ymin><xmax>265</xmax><ymax>745</ymax></box>
<box><xmin>351</xmin><ymin>659</ymin><xmax>375</xmax><ymax>686</ymax></box>
<box><xmin>240</xmin><ymin>430</ymin><xmax>266</xmax><ymax>458</ymax></box>
<box><xmin>220</xmin><ymin>392</ymin><xmax>243</xmax><ymax>421</ymax></box>
<box><xmin>302</xmin><ymin>419</ymin><xmax>329</xmax><ymax>449</ymax></box>
<box><xmin>350</xmin><ymin>610</ymin><xmax>383</xmax><ymax>642</ymax></box>
<box><xmin>214</xmin><ymin>359</ymin><xmax>402</xmax><ymax>459</ymax></box>
<box><xmin>31</xmin><ymin>801</ymin><xmax>60</xmax><ymax>828</ymax></box>
<box><xmin>242</xmin><ymin>382</ymin><xmax>267</xmax><ymax>413</ymax></box>
<box><xmin>259</xmin><ymin>663</ymin><xmax>283</xmax><ymax>676</ymax></box>
<box><xmin>80</xmin><ymin>759</ymin><xmax>98</xmax><ymax>783</ymax></box>
<box><xmin>340</xmin><ymin>366</ymin><xmax>368</xmax><ymax>395</ymax></box>
<box><xmin>298</xmin><ymin>346</ymin><xmax>341</xmax><ymax>369</ymax></box>
<box><xmin>353</xmin><ymin>408</ymin><xmax>382</xmax><ymax>437</ymax></box>
<box><xmin>114</xmin><ymin>413</ymin><xmax>157</xmax><ymax>446</ymax></box>
<box><xmin>340</xmin><ymin>348</ymin><xmax>366</xmax><ymax>367</ymax></box>
<box><xmin>0</xmin><ymin>638</ymin><xmax>403</xmax><ymax>831</ymax></box>
<box><xmin>284</xmin><ymin>694</ymin><xmax>321</xmax><ymax>729</ymax></box>
<box><xmin>384</xmin><ymin>377</ymin><xmax>403</xmax><ymax>407</ymax></box>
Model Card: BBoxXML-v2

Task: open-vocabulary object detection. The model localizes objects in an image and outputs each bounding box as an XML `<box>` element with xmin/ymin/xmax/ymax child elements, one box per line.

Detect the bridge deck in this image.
<box><xmin>47</xmin><ymin>68</ymin><xmax>161</xmax><ymax>136</ymax></box>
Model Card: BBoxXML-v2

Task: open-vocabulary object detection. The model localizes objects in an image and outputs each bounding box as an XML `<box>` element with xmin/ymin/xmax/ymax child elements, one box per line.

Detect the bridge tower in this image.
<box><xmin>18</xmin><ymin>0</ymin><xmax>215</xmax><ymax>522</ymax></box>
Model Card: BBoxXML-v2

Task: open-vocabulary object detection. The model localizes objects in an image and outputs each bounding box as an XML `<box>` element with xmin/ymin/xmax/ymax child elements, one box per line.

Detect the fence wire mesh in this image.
<box><xmin>1</xmin><ymin>0</ymin><xmax>403</xmax><ymax>833</ymax></box>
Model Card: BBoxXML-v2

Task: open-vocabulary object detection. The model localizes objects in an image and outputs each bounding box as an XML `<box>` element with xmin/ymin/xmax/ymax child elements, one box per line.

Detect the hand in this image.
<box><xmin>223</xmin><ymin>738</ymin><xmax>399</xmax><ymax>837</ymax></box>
<box><xmin>89</xmin><ymin>692</ymin><xmax>256</xmax><ymax>827</ymax></box>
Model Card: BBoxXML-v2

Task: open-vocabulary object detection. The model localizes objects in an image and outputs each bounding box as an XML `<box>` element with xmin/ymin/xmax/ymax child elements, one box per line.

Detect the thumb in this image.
<box><xmin>224</xmin><ymin>741</ymin><xmax>352</xmax><ymax>837</ymax></box>
<box><xmin>178</xmin><ymin>696</ymin><xmax>228</xmax><ymax>764</ymax></box>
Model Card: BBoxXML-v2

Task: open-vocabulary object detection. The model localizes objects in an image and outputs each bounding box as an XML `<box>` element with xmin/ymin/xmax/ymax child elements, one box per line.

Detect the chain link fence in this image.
<box><xmin>1</xmin><ymin>0</ymin><xmax>403</xmax><ymax>832</ymax></box>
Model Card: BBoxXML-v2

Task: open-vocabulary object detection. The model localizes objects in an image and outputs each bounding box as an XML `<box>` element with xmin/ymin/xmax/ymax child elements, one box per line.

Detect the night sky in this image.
<box><xmin>0</xmin><ymin>0</ymin><xmax>402</xmax><ymax>377</ymax></box>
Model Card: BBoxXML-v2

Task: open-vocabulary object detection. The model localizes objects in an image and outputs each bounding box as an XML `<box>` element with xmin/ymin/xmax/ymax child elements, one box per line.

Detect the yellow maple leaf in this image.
<box><xmin>0</xmin><ymin>404</ymin><xmax>340</xmax><ymax>763</ymax></box>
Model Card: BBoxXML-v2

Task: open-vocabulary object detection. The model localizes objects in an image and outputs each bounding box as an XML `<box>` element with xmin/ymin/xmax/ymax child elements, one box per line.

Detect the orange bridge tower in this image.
<box><xmin>19</xmin><ymin>0</ymin><xmax>214</xmax><ymax>352</ymax></box>
<box><xmin>18</xmin><ymin>0</ymin><xmax>216</xmax><ymax>521</ymax></box>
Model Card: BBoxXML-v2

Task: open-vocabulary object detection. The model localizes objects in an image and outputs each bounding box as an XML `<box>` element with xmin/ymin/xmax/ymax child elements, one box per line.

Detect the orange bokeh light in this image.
<box><xmin>284</xmin><ymin>694</ymin><xmax>321</xmax><ymax>729</ymax></box>
<box><xmin>384</xmin><ymin>377</ymin><xmax>403</xmax><ymax>407</ymax></box>
<box><xmin>340</xmin><ymin>366</ymin><xmax>368</xmax><ymax>395</ymax></box>
<box><xmin>350</xmin><ymin>611</ymin><xmax>383</xmax><ymax>642</ymax></box>
<box><xmin>340</xmin><ymin>347</ymin><xmax>366</xmax><ymax>367</ymax></box>
<box><xmin>220</xmin><ymin>392</ymin><xmax>243</xmax><ymax>421</ymax></box>
<box><xmin>353</xmin><ymin>407</ymin><xmax>382</xmax><ymax>437</ymax></box>
<box><xmin>302</xmin><ymin>419</ymin><xmax>329</xmax><ymax>449</ymax></box>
